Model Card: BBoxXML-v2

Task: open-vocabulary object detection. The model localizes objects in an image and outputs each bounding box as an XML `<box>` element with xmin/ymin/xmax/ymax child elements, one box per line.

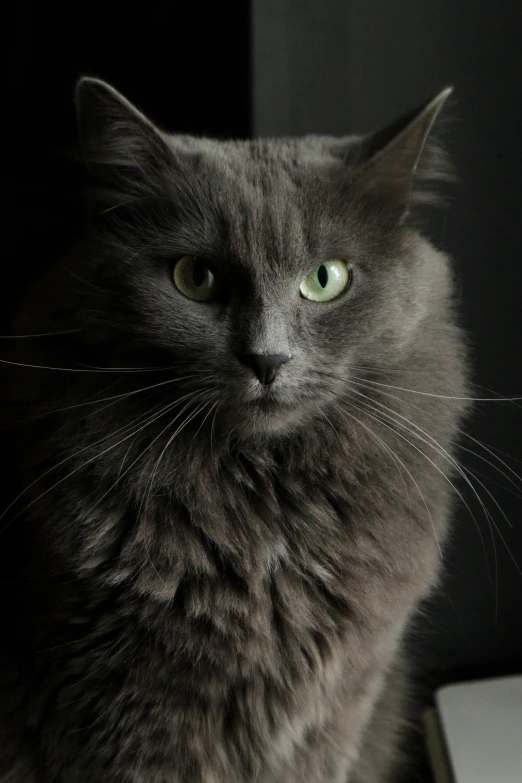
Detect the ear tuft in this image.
<box><xmin>75</xmin><ymin>77</ymin><xmax>172</xmax><ymax>197</ymax></box>
<box><xmin>356</xmin><ymin>87</ymin><xmax>455</xmax><ymax>213</ymax></box>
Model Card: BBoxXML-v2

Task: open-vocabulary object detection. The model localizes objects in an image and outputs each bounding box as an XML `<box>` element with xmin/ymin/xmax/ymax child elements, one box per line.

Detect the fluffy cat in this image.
<box><xmin>0</xmin><ymin>78</ymin><xmax>468</xmax><ymax>782</ymax></box>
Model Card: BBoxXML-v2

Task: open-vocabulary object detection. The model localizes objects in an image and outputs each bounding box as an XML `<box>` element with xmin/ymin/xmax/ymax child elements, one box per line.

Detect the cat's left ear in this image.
<box><xmin>75</xmin><ymin>77</ymin><xmax>173</xmax><ymax>195</ymax></box>
<box><xmin>354</xmin><ymin>87</ymin><xmax>453</xmax><ymax>215</ymax></box>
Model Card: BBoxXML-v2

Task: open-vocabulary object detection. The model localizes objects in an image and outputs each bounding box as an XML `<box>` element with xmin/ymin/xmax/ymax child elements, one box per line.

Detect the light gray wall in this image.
<box><xmin>252</xmin><ymin>0</ymin><xmax>522</xmax><ymax>675</ymax></box>
<box><xmin>253</xmin><ymin>0</ymin><xmax>456</xmax><ymax>137</ymax></box>
<box><xmin>253</xmin><ymin>0</ymin><xmax>351</xmax><ymax>136</ymax></box>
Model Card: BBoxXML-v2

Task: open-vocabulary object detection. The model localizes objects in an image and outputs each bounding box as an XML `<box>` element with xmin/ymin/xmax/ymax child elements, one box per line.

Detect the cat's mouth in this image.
<box><xmin>241</xmin><ymin>390</ymin><xmax>305</xmax><ymax>437</ymax></box>
<box><xmin>250</xmin><ymin>384</ymin><xmax>285</xmax><ymax>408</ymax></box>
<box><xmin>232</xmin><ymin>375</ymin><xmax>302</xmax><ymax>433</ymax></box>
<box><xmin>247</xmin><ymin>385</ymin><xmax>298</xmax><ymax>426</ymax></box>
<box><xmin>254</xmin><ymin>395</ymin><xmax>281</xmax><ymax>411</ymax></box>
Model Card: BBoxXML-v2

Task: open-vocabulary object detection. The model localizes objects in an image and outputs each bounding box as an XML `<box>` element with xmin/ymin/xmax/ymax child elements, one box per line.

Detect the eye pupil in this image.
<box><xmin>192</xmin><ymin>260</ymin><xmax>206</xmax><ymax>287</ymax></box>
<box><xmin>317</xmin><ymin>264</ymin><xmax>328</xmax><ymax>288</ymax></box>
<box><xmin>299</xmin><ymin>259</ymin><xmax>350</xmax><ymax>302</ymax></box>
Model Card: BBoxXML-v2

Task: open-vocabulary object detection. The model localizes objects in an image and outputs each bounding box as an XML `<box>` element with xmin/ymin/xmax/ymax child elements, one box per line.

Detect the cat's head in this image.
<box><xmin>63</xmin><ymin>78</ymin><xmax>454</xmax><ymax>440</ymax></box>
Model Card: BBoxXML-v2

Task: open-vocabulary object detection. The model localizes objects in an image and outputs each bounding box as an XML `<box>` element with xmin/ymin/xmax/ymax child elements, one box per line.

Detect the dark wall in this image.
<box><xmin>2</xmin><ymin>1</ymin><xmax>251</xmax><ymax>324</ymax></box>
<box><xmin>253</xmin><ymin>0</ymin><xmax>522</xmax><ymax>678</ymax></box>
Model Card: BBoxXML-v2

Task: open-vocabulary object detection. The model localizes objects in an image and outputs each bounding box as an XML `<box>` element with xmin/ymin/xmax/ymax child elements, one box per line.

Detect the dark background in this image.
<box><xmin>2</xmin><ymin>1</ymin><xmax>252</xmax><ymax>323</ymax></box>
<box><xmin>3</xmin><ymin>0</ymin><xmax>521</xmax><ymax>711</ymax></box>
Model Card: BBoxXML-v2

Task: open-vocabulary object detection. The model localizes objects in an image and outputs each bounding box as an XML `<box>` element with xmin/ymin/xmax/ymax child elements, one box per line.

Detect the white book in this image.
<box><xmin>424</xmin><ymin>674</ymin><xmax>522</xmax><ymax>783</ymax></box>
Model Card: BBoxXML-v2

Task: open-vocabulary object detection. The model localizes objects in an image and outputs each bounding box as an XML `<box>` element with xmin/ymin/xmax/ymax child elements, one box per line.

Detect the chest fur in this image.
<box><xmin>80</xmin><ymin>452</ymin><xmax>441</xmax><ymax>684</ymax></box>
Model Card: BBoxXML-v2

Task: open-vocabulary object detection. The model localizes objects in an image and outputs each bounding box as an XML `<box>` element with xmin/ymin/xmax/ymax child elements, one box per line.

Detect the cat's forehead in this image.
<box><xmin>166</xmin><ymin>135</ymin><xmax>357</xmax><ymax>272</ymax></box>
<box><xmin>168</xmin><ymin>134</ymin><xmax>358</xmax><ymax>178</ymax></box>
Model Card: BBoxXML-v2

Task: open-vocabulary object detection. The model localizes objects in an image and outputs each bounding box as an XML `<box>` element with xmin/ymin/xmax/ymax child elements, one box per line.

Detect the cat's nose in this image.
<box><xmin>238</xmin><ymin>353</ymin><xmax>291</xmax><ymax>385</ymax></box>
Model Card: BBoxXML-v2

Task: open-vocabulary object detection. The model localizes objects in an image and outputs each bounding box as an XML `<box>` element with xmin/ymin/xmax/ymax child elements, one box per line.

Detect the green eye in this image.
<box><xmin>173</xmin><ymin>256</ymin><xmax>222</xmax><ymax>302</ymax></box>
<box><xmin>299</xmin><ymin>259</ymin><xmax>351</xmax><ymax>302</ymax></box>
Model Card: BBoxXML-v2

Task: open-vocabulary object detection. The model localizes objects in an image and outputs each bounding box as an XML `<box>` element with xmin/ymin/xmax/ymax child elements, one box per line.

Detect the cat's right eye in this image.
<box><xmin>299</xmin><ymin>259</ymin><xmax>351</xmax><ymax>302</ymax></box>
<box><xmin>172</xmin><ymin>256</ymin><xmax>222</xmax><ymax>302</ymax></box>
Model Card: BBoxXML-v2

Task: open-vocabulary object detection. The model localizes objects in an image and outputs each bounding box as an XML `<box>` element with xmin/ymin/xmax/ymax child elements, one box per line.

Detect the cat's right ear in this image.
<box><xmin>75</xmin><ymin>77</ymin><xmax>173</xmax><ymax>195</ymax></box>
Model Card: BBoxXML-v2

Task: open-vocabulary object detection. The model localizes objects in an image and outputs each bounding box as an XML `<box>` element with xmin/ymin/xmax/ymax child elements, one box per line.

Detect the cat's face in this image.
<box><xmin>66</xmin><ymin>80</ymin><xmax>452</xmax><ymax>439</ymax></box>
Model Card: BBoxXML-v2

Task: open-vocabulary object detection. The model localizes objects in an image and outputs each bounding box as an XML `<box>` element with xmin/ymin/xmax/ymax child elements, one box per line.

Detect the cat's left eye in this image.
<box><xmin>172</xmin><ymin>256</ymin><xmax>222</xmax><ymax>302</ymax></box>
<box><xmin>299</xmin><ymin>259</ymin><xmax>351</xmax><ymax>302</ymax></box>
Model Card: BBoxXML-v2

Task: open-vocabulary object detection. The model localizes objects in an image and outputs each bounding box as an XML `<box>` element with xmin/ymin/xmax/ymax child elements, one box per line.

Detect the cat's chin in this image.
<box><xmin>232</xmin><ymin>396</ymin><xmax>304</xmax><ymax>439</ymax></box>
<box><xmin>240</xmin><ymin>412</ymin><xmax>299</xmax><ymax>439</ymax></box>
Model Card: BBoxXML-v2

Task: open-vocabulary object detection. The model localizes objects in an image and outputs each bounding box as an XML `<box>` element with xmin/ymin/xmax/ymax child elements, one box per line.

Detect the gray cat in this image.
<box><xmin>0</xmin><ymin>78</ymin><xmax>468</xmax><ymax>782</ymax></box>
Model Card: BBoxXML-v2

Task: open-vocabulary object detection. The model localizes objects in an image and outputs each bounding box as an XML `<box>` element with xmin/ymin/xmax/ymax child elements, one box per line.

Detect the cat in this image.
<box><xmin>0</xmin><ymin>78</ymin><xmax>468</xmax><ymax>782</ymax></box>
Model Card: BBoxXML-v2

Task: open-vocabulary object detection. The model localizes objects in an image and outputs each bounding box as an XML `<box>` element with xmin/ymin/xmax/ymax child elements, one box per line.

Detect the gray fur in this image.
<box><xmin>0</xmin><ymin>79</ymin><xmax>468</xmax><ymax>782</ymax></box>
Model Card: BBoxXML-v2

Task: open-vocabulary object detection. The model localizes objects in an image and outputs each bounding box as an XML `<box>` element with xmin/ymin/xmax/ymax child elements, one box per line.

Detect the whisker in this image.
<box><xmin>346</xmin><ymin>373</ymin><xmax>522</xmax><ymax>403</ymax></box>
<box><xmin>0</xmin><ymin>330</ymin><xmax>81</xmax><ymax>339</ymax></box>
<box><xmin>335</xmin><ymin>390</ymin><xmax>493</xmax><ymax>577</ymax></box>
<box><xmin>333</xmin><ymin>388</ymin><xmax>522</xmax><ymax>622</ymax></box>
<box><xmin>0</xmin><ymin>399</ymin><xmax>168</xmax><ymax>525</ymax></box>
<box><xmin>96</xmin><ymin>389</ymin><xmax>211</xmax><ymax>516</ymax></box>
<box><xmin>117</xmin><ymin>437</ymin><xmax>137</xmax><ymax>482</ymax></box>
<box><xmin>346</xmin><ymin>376</ymin><xmax>522</xmax><ymax>494</ymax></box>
<box><xmin>0</xmin><ymin>358</ymin><xmax>168</xmax><ymax>374</ymax></box>
<box><xmin>346</xmin><ymin>388</ymin><xmax>522</xmax><ymax>592</ymax></box>
<box><xmin>75</xmin><ymin>363</ymin><xmax>173</xmax><ymax>372</ymax></box>
<box><xmin>331</xmin><ymin>401</ymin><xmax>437</xmax><ymax>553</ymax></box>
<box><xmin>314</xmin><ymin>405</ymin><xmax>344</xmax><ymax>446</ymax></box>
<box><xmin>316</xmin><ymin>369</ymin><xmax>522</xmax><ymax>496</ymax></box>
<box><xmin>210</xmin><ymin>403</ymin><xmax>219</xmax><ymax>463</ymax></box>
<box><xmin>1</xmin><ymin>369</ymin><xmax>218</xmax><ymax>533</ymax></box>
<box><xmin>99</xmin><ymin>196</ymin><xmax>154</xmax><ymax>215</ymax></box>
<box><xmin>321</xmin><ymin>362</ymin><xmax>522</xmax><ymax>404</ymax></box>
<box><xmin>0</xmin><ymin>394</ymin><xmax>196</xmax><ymax>536</ymax></box>
<box><xmin>345</xmin><ymin>385</ymin><xmax>514</xmax><ymax>531</ymax></box>
<box><xmin>36</xmin><ymin>374</ymin><xmax>207</xmax><ymax>417</ymax></box>
<box><xmin>342</xmin><ymin>395</ymin><xmax>490</xmax><ymax>556</ymax></box>
<box><xmin>136</xmin><ymin>399</ymin><xmax>208</xmax><ymax>588</ymax></box>
<box><xmin>90</xmin><ymin>393</ymin><xmax>214</xmax><ymax>582</ymax></box>
<box><xmin>349</xmin><ymin>395</ymin><xmax>522</xmax><ymax>622</ymax></box>
<box><xmin>122</xmin><ymin>237</ymin><xmax>162</xmax><ymax>266</ymax></box>
<box><xmin>139</xmin><ymin>396</ymin><xmax>216</xmax><ymax>521</ymax></box>
<box><xmin>193</xmin><ymin>399</ymin><xmax>219</xmax><ymax>443</ymax></box>
<box><xmin>342</xmin><ymin>382</ymin><xmax>513</xmax><ymax>540</ymax></box>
